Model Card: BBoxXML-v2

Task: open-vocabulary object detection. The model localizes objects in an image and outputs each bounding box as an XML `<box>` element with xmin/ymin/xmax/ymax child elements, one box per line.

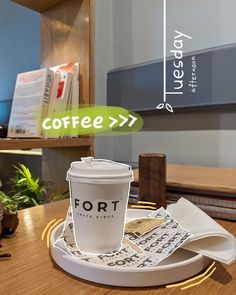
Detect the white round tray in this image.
<box><xmin>50</xmin><ymin>209</ymin><xmax>211</xmax><ymax>287</ymax></box>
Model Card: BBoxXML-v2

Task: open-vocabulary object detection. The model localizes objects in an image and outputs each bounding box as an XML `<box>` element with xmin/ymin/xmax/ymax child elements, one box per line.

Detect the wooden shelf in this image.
<box><xmin>0</xmin><ymin>137</ymin><xmax>92</xmax><ymax>150</ymax></box>
<box><xmin>6</xmin><ymin>0</ymin><xmax>95</xmax><ymax>196</ymax></box>
<box><xmin>12</xmin><ymin>0</ymin><xmax>65</xmax><ymax>12</ymax></box>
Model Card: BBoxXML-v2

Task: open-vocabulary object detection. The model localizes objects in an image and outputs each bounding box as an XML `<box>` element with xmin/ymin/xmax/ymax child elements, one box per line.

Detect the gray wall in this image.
<box><xmin>95</xmin><ymin>0</ymin><xmax>236</xmax><ymax>167</ymax></box>
<box><xmin>94</xmin><ymin>0</ymin><xmax>114</xmax><ymax>160</ymax></box>
<box><xmin>0</xmin><ymin>0</ymin><xmax>40</xmax><ymax>123</ymax></box>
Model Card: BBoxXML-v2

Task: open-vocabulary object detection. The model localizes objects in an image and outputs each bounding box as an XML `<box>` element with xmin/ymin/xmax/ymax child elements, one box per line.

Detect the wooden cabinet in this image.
<box><xmin>5</xmin><ymin>0</ymin><xmax>95</xmax><ymax>197</ymax></box>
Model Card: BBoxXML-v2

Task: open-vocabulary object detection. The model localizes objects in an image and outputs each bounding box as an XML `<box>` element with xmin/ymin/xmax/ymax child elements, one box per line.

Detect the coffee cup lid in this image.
<box><xmin>67</xmin><ymin>157</ymin><xmax>133</xmax><ymax>183</ymax></box>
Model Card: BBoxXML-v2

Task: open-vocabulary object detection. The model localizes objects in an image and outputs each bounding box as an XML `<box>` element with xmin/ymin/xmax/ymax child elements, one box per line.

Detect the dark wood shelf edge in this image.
<box><xmin>11</xmin><ymin>0</ymin><xmax>65</xmax><ymax>12</ymax></box>
<box><xmin>0</xmin><ymin>137</ymin><xmax>93</xmax><ymax>150</ymax></box>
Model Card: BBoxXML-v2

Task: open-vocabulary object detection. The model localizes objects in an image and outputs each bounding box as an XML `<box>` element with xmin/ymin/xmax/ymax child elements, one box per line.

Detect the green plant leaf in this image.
<box><xmin>8</xmin><ymin>163</ymin><xmax>47</xmax><ymax>209</ymax></box>
<box><xmin>0</xmin><ymin>191</ymin><xmax>18</xmax><ymax>212</ymax></box>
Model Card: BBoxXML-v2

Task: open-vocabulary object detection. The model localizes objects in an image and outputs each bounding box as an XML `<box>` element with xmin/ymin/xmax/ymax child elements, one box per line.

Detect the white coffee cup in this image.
<box><xmin>67</xmin><ymin>157</ymin><xmax>133</xmax><ymax>254</ymax></box>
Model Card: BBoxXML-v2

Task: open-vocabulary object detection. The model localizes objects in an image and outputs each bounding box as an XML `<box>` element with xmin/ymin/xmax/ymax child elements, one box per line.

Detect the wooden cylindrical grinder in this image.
<box><xmin>139</xmin><ymin>153</ymin><xmax>166</xmax><ymax>209</ymax></box>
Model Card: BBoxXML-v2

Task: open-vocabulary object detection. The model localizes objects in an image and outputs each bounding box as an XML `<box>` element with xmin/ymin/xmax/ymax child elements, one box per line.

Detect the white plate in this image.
<box><xmin>50</xmin><ymin>209</ymin><xmax>211</xmax><ymax>287</ymax></box>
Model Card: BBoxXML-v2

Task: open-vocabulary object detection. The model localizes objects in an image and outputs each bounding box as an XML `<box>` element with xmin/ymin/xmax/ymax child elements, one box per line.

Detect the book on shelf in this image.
<box><xmin>49</xmin><ymin>62</ymin><xmax>80</xmax><ymax>138</ymax></box>
<box><xmin>50</xmin><ymin>62</ymin><xmax>80</xmax><ymax>109</ymax></box>
<box><xmin>7</xmin><ymin>62</ymin><xmax>80</xmax><ymax>139</ymax></box>
<box><xmin>8</xmin><ymin>68</ymin><xmax>54</xmax><ymax>138</ymax></box>
<box><xmin>48</xmin><ymin>71</ymin><xmax>72</xmax><ymax>115</ymax></box>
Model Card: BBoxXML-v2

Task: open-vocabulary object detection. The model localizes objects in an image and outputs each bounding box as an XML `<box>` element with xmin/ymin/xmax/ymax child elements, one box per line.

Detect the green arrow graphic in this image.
<box><xmin>40</xmin><ymin>105</ymin><xmax>143</xmax><ymax>137</ymax></box>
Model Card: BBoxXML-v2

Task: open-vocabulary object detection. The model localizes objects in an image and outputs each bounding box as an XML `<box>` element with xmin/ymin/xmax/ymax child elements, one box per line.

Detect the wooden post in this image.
<box><xmin>139</xmin><ymin>153</ymin><xmax>166</xmax><ymax>208</ymax></box>
<box><xmin>39</xmin><ymin>0</ymin><xmax>95</xmax><ymax>199</ymax></box>
<box><xmin>42</xmin><ymin>146</ymin><xmax>91</xmax><ymax>200</ymax></box>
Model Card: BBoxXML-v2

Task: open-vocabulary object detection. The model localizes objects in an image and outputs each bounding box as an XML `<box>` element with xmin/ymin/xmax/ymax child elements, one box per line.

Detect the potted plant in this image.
<box><xmin>0</xmin><ymin>163</ymin><xmax>69</xmax><ymax>237</ymax></box>
<box><xmin>0</xmin><ymin>164</ymin><xmax>46</xmax><ymax>236</ymax></box>
<box><xmin>0</xmin><ymin>191</ymin><xmax>19</xmax><ymax>236</ymax></box>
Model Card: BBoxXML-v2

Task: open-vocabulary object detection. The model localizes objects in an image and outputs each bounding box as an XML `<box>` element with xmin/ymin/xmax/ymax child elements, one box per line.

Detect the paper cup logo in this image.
<box><xmin>74</xmin><ymin>198</ymin><xmax>120</xmax><ymax>217</ymax></box>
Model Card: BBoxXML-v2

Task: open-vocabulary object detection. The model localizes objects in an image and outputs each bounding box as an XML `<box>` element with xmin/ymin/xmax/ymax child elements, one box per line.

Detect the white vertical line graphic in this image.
<box><xmin>156</xmin><ymin>0</ymin><xmax>174</xmax><ymax>113</ymax></box>
<box><xmin>163</xmin><ymin>0</ymin><xmax>166</xmax><ymax>103</ymax></box>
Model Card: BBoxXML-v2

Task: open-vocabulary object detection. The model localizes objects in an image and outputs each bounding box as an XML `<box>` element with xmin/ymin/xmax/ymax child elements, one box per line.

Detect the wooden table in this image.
<box><xmin>1</xmin><ymin>200</ymin><xmax>236</xmax><ymax>295</ymax></box>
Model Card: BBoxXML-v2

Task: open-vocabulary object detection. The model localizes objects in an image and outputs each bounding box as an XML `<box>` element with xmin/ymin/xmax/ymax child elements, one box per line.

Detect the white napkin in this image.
<box><xmin>167</xmin><ymin>198</ymin><xmax>236</xmax><ymax>264</ymax></box>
